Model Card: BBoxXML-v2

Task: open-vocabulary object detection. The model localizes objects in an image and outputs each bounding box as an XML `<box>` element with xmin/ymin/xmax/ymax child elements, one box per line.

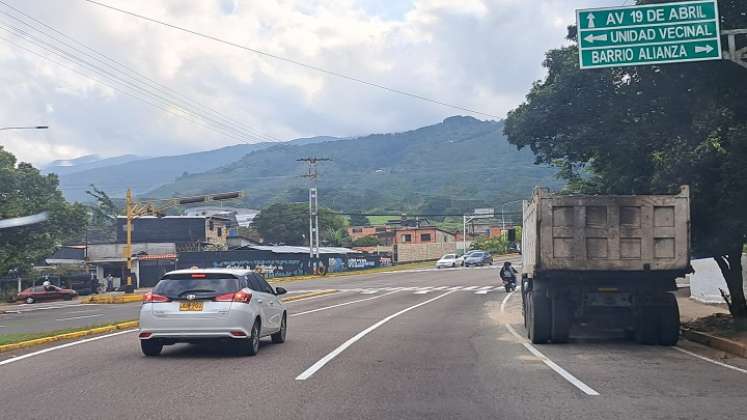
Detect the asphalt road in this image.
<box><xmin>1</xmin><ymin>262</ymin><xmax>746</xmax><ymax>419</ymax></box>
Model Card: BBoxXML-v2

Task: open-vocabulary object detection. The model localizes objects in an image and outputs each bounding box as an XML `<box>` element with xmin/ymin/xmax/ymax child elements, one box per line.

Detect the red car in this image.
<box><xmin>15</xmin><ymin>285</ymin><xmax>78</xmax><ymax>304</ymax></box>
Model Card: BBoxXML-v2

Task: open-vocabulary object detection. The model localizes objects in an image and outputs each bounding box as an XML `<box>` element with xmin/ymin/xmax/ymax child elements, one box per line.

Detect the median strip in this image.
<box><xmin>0</xmin><ymin>320</ymin><xmax>138</xmax><ymax>354</ymax></box>
<box><xmin>79</xmin><ymin>294</ymin><xmax>144</xmax><ymax>304</ymax></box>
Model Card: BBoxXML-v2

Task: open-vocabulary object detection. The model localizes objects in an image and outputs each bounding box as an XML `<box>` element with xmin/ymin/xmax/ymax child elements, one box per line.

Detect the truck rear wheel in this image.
<box><xmin>658</xmin><ymin>293</ymin><xmax>680</xmax><ymax>346</ymax></box>
<box><xmin>551</xmin><ymin>297</ymin><xmax>572</xmax><ymax>344</ymax></box>
<box><xmin>528</xmin><ymin>290</ymin><xmax>551</xmax><ymax>344</ymax></box>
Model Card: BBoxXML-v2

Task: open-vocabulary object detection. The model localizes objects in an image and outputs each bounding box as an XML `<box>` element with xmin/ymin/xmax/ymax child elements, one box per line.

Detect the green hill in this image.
<box><xmin>147</xmin><ymin>116</ymin><xmax>562</xmax><ymax>215</ymax></box>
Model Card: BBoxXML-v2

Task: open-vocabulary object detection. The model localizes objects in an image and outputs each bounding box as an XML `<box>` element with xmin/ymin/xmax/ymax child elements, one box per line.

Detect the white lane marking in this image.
<box><xmin>501</xmin><ymin>292</ymin><xmax>600</xmax><ymax>396</ymax></box>
<box><xmin>674</xmin><ymin>347</ymin><xmax>747</xmax><ymax>375</ymax></box>
<box><xmin>360</xmin><ymin>289</ymin><xmax>379</xmax><ymax>295</ymax></box>
<box><xmin>284</xmin><ymin>291</ymin><xmax>345</xmax><ymax>304</ymax></box>
<box><xmin>474</xmin><ymin>286</ymin><xmax>495</xmax><ymax>295</ymax></box>
<box><xmin>500</xmin><ymin>291</ymin><xmax>514</xmax><ymax>313</ymax></box>
<box><xmin>432</xmin><ymin>286</ymin><xmax>448</xmax><ymax>291</ymax></box>
<box><xmin>296</xmin><ymin>290</ymin><xmax>457</xmax><ymax>381</ymax></box>
<box><xmin>462</xmin><ymin>286</ymin><xmax>479</xmax><ymax>291</ymax></box>
<box><xmin>447</xmin><ymin>286</ymin><xmax>463</xmax><ymax>291</ymax></box>
<box><xmin>0</xmin><ymin>330</ymin><xmax>136</xmax><ymax>367</ymax></box>
<box><xmin>55</xmin><ymin>314</ymin><xmax>104</xmax><ymax>322</ymax></box>
<box><xmin>290</xmin><ymin>290</ymin><xmax>400</xmax><ymax>317</ymax></box>
<box><xmin>413</xmin><ymin>287</ymin><xmax>432</xmax><ymax>295</ymax></box>
<box><xmin>9</xmin><ymin>303</ymin><xmax>102</xmax><ymax>313</ymax></box>
<box><xmin>62</xmin><ymin>309</ymin><xmax>99</xmax><ymax>315</ymax></box>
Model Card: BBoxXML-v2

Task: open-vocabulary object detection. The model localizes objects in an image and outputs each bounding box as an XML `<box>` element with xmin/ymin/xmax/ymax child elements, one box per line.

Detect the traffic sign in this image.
<box><xmin>577</xmin><ymin>0</ymin><xmax>722</xmax><ymax>69</ymax></box>
<box><xmin>473</xmin><ymin>208</ymin><xmax>495</xmax><ymax>216</ymax></box>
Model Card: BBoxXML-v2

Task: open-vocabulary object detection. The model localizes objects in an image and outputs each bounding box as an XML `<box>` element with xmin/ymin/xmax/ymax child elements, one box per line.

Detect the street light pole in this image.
<box><xmin>0</xmin><ymin>125</ymin><xmax>49</xmax><ymax>131</ymax></box>
<box><xmin>500</xmin><ymin>199</ymin><xmax>524</xmax><ymax>230</ymax></box>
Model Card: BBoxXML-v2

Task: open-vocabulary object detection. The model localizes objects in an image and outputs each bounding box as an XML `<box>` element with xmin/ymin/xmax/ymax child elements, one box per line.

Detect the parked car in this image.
<box><xmin>15</xmin><ymin>285</ymin><xmax>78</xmax><ymax>304</ymax></box>
<box><xmin>436</xmin><ymin>254</ymin><xmax>458</xmax><ymax>268</ymax></box>
<box><xmin>138</xmin><ymin>268</ymin><xmax>288</xmax><ymax>357</ymax></box>
<box><xmin>464</xmin><ymin>251</ymin><xmax>493</xmax><ymax>267</ymax></box>
<box><xmin>455</xmin><ymin>250</ymin><xmax>478</xmax><ymax>266</ymax></box>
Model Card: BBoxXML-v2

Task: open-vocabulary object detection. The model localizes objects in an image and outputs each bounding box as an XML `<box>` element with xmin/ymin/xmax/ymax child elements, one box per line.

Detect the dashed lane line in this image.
<box><xmin>290</xmin><ymin>290</ymin><xmax>401</xmax><ymax>317</ymax></box>
<box><xmin>296</xmin><ymin>289</ymin><xmax>458</xmax><ymax>381</ymax></box>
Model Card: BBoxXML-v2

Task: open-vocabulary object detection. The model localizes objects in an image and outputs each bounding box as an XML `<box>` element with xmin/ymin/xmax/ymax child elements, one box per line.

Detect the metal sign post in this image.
<box><xmin>577</xmin><ymin>0</ymin><xmax>722</xmax><ymax>69</ymax></box>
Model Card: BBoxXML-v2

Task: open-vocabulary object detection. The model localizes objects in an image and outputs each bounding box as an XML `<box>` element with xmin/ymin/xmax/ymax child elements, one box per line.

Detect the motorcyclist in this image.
<box><xmin>499</xmin><ymin>262</ymin><xmax>518</xmax><ymax>289</ymax></box>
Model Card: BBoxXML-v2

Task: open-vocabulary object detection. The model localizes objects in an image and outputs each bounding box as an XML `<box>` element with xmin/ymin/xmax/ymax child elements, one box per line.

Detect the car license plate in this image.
<box><xmin>179</xmin><ymin>301</ymin><xmax>203</xmax><ymax>312</ymax></box>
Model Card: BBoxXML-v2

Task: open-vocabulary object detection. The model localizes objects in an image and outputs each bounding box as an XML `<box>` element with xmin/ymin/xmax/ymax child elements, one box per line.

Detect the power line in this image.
<box><xmin>0</xmin><ymin>24</ymin><xmax>263</xmax><ymax>145</ymax></box>
<box><xmin>0</xmin><ymin>1</ymin><xmax>281</xmax><ymax>144</ymax></box>
<box><xmin>0</xmin><ymin>5</ymin><xmax>280</xmax><ymax>144</ymax></box>
<box><xmin>80</xmin><ymin>0</ymin><xmax>501</xmax><ymax>119</ymax></box>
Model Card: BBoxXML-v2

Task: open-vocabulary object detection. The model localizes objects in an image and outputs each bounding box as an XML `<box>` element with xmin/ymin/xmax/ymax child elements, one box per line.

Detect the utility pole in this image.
<box><xmin>298</xmin><ymin>157</ymin><xmax>330</xmax><ymax>274</ymax></box>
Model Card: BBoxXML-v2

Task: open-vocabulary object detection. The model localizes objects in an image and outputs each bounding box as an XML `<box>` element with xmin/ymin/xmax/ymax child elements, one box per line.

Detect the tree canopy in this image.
<box><xmin>253</xmin><ymin>202</ymin><xmax>349</xmax><ymax>246</ymax></box>
<box><xmin>0</xmin><ymin>146</ymin><xmax>88</xmax><ymax>275</ymax></box>
<box><xmin>504</xmin><ymin>0</ymin><xmax>747</xmax><ymax>317</ymax></box>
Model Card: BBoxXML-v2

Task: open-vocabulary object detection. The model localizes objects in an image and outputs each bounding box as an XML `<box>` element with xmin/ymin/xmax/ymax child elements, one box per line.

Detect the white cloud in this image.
<box><xmin>0</xmin><ymin>0</ymin><xmax>622</xmax><ymax>165</ymax></box>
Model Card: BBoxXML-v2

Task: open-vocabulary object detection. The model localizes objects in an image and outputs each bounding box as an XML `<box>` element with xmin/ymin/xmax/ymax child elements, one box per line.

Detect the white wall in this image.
<box><xmin>689</xmin><ymin>255</ymin><xmax>747</xmax><ymax>304</ymax></box>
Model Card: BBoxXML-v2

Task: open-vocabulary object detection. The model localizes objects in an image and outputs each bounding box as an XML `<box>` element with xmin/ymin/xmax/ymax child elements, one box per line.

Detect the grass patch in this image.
<box><xmin>0</xmin><ymin>320</ymin><xmax>137</xmax><ymax>346</ymax></box>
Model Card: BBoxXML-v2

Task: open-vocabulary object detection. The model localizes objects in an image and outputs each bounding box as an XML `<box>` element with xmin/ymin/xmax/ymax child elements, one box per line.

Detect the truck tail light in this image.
<box><xmin>215</xmin><ymin>290</ymin><xmax>252</xmax><ymax>303</ymax></box>
<box><xmin>143</xmin><ymin>292</ymin><xmax>169</xmax><ymax>303</ymax></box>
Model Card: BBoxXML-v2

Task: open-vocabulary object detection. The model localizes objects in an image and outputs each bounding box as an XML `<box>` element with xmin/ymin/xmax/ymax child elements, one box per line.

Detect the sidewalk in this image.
<box><xmin>677</xmin><ymin>287</ymin><xmax>747</xmax><ymax>358</ymax></box>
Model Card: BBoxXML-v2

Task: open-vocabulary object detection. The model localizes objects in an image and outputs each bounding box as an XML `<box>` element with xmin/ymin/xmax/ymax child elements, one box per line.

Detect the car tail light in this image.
<box><xmin>139</xmin><ymin>332</ymin><xmax>152</xmax><ymax>338</ymax></box>
<box><xmin>215</xmin><ymin>290</ymin><xmax>252</xmax><ymax>303</ymax></box>
<box><xmin>143</xmin><ymin>292</ymin><xmax>169</xmax><ymax>303</ymax></box>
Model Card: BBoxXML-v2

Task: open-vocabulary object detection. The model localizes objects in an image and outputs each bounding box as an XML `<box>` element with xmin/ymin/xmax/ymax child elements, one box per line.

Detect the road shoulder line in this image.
<box><xmin>1</xmin><ymin>329</ymin><xmax>136</xmax><ymax>366</ymax></box>
<box><xmin>501</xmin><ymin>292</ymin><xmax>600</xmax><ymax>396</ymax></box>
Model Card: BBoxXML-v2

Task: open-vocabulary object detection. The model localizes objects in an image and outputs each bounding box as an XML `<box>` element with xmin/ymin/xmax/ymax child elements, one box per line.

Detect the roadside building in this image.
<box><xmin>115</xmin><ymin>215</ymin><xmax>230</xmax><ymax>250</ymax></box>
<box><xmin>393</xmin><ymin>226</ymin><xmax>457</xmax><ymax>263</ymax></box>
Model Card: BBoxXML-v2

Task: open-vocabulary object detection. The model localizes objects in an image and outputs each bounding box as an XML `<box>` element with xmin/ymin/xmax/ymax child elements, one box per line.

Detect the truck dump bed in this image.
<box><xmin>522</xmin><ymin>186</ymin><xmax>690</xmax><ymax>276</ymax></box>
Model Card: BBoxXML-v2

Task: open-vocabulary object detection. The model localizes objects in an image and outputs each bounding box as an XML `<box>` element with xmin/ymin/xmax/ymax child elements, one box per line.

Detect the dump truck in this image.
<box><xmin>520</xmin><ymin>186</ymin><xmax>691</xmax><ymax>345</ymax></box>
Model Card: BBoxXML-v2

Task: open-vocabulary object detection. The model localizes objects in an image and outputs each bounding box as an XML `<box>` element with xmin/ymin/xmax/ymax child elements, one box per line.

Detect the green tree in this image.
<box><xmin>85</xmin><ymin>184</ymin><xmax>120</xmax><ymax>242</ymax></box>
<box><xmin>348</xmin><ymin>213</ymin><xmax>370</xmax><ymax>226</ymax></box>
<box><xmin>352</xmin><ymin>235</ymin><xmax>380</xmax><ymax>247</ymax></box>
<box><xmin>471</xmin><ymin>236</ymin><xmax>510</xmax><ymax>255</ymax></box>
<box><xmin>253</xmin><ymin>202</ymin><xmax>349</xmax><ymax>246</ymax></box>
<box><xmin>504</xmin><ymin>0</ymin><xmax>747</xmax><ymax>318</ymax></box>
<box><xmin>0</xmin><ymin>146</ymin><xmax>88</xmax><ymax>275</ymax></box>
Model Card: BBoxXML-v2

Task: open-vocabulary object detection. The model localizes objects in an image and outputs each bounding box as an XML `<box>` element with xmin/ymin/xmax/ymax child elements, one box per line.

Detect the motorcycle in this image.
<box><xmin>502</xmin><ymin>277</ymin><xmax>517</xmax><ymax>293</ymax></box>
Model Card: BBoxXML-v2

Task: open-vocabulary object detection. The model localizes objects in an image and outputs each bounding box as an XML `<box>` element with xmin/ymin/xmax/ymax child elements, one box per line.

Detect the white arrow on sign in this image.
<box><xmin>584</xmin><ymin>33</ymin><xmax>608</xmax><ymax>43</ymax></box>
<box><xmin>586</xmin><ymin>13</ymin><xmax>596</xmax><ymax>29</ymax></box>
<box><xmin>694</xmin><ymin>45</ymin><xmax>715</xmax><ymax>54</ymax></box>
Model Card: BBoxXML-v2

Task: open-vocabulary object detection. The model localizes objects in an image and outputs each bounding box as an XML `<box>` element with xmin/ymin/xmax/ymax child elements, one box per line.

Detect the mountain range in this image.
<box><xmin>145</xmin><ymin>116</ymin><xmax>563</xmax><ymax>214</ymax></box>
<box><xmin>55</xmin><ymin>136</ymin><xmax>340</xmax><ymax>202</ymax></box>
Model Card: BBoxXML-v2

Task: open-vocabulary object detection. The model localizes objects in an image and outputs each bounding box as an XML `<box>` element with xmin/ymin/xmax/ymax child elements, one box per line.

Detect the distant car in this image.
<box><xmin>138</xmin><ymin>268</ymin><xmax>288</xmax><ymax>357</ymax></box>
<box><xmin>455</xmin><ymin>250</ymin><xmax>478</xmax><ymax>267</ymax></box>
<box><xmin>436</xmin><ymin>254</ymin><xmax>458</xmax><ymax>268</ymax></box>
<box><xmin>464</xmin><ymin>251</ymin><xmax>493</xmax><ymax>267</ymax></box>
<box><xmin>15</xmin><ymin>285</ymin><xmax>78</xmax><ymax>304</ymax></box>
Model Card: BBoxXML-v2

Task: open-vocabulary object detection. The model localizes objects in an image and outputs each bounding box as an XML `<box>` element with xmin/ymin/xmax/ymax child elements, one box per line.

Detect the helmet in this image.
<box><xmin>43</xmin><ymin>280</ymin><xmax>51</xmax><ymax>287</ymax></box>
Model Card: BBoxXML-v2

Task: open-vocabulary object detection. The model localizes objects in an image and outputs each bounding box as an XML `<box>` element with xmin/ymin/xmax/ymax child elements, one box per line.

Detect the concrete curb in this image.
<box><xmin>80</xmin><ymin>294</ymin><xmax>144</xmax><ymax>304</ymax></box>
<box><xmin>281</xmin><ymin>290</ymin><xmax>337</xmax><ymax>302</ymax></box>
<box><xmin>0</xmin><ymin>320</ymin><xmax>139</xmax><ymax>354</ymax></box>
<box><xmin>681</xmin><ymin>328</ymin><xmax>747</xmax><ymax>358</ymax></box>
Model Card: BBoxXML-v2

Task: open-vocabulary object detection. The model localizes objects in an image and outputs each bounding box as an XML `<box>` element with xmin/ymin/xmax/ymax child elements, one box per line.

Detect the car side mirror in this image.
<box><xmin>275</xmin><ymin>287</ymin><xmax>287</xmax><ymax>295</ymax></box>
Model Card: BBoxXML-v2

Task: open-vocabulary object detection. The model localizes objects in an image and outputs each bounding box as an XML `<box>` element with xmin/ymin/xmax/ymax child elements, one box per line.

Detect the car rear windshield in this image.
<box><xmin>154</xmin><ymin>273</ymin><xmax>240</xmax><ymax>299</ymax></box>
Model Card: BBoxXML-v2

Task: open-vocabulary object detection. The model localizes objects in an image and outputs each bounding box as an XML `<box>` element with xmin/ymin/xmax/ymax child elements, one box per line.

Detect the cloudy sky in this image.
<box><xmin>0</xmin><ymin>0</ymin><xmax>623</xmax><ymax>166</ymax></box>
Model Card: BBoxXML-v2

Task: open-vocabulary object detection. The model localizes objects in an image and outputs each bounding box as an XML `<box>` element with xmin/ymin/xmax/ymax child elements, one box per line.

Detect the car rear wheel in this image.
<box><xmin>271</xmin><ymin>313</ymin><xmax>287</xmax><ymax>344</ymax></box>
<box><xmin>25</xmin><ymin>297</ymin><xmax>35</xmax><ymax>304</ymax></box>
<box><xmin>140</xmin><ymin>339</ymin><xmax>163</xmax><ymax>356</ymax></box>
<box><xmin>238</xmin><ymin>319</ymin><xmax>261</xmax><ymax>356</ymax></box>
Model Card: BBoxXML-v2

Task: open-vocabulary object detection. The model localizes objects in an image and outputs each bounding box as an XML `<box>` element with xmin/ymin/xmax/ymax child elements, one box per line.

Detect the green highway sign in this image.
<box><xmin>577</xmin><ymin>0</ymin><xmax>722</xmax><ymax>69</ymax></box>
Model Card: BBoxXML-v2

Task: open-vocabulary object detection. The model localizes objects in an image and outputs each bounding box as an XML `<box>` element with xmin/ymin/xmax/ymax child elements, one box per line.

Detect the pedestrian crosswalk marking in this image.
<box><xmin>290</xmin><ymin>285</ymin><xmax>505</xmax><ymax>296</ymax></box>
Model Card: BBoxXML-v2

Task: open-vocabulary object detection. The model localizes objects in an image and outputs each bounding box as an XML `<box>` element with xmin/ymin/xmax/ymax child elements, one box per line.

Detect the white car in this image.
<box><xmin>138</xmin><ymin>268</ymin><xmax>288</xmax><ymax>357</ymax></box>
<box><xmin>436</xmin><ymin>254</ymin><xmax>458</xmax><ymax>268</ymax></box>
